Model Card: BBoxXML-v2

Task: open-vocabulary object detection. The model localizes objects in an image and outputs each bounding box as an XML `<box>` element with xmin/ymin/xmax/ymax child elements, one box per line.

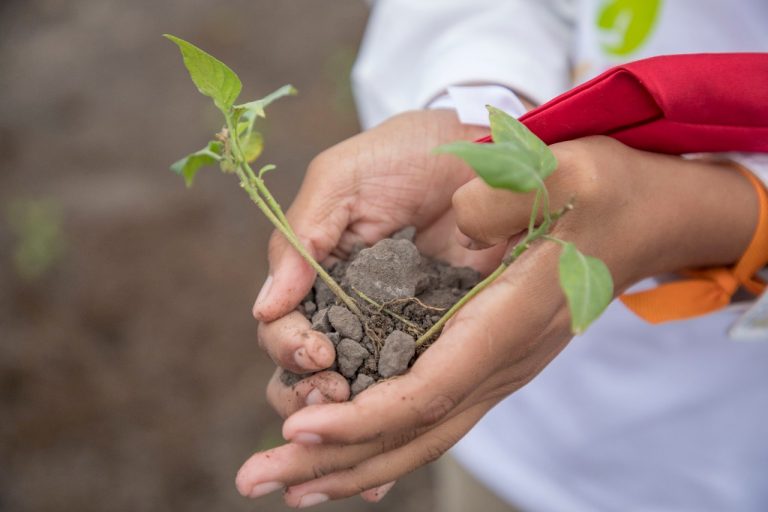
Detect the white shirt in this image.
<box><xmin>352</xmin><ymin>1</ymin><xmax>768</xmax><ymax>510</ymax></box>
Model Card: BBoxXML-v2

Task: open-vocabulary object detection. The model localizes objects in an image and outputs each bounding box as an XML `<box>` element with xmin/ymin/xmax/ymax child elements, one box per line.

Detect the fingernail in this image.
<box><xmin>455</xmin><ymin>230</ymin><xmax>474</xmax><ymax>249</ymax></box>
<box><xmin>292</xmin><ymin>432</ymin><xmax>322</xmax><ymax>444</ymax></box>
<box><xmin>369</xmin><ymin>481</ymin><xmax>396</xmax><ymax>502</ymax></box>
<box><xmin>249</xmin><ymin>481</ymin><xmax>283</xmax><ymax>498</ymax></box>
<box><xmin>305</xmin><ymin>388</ymin><xmax>325</xmax><ymax>406</ymax></box>
<box><xmin>298</xmin><ymin>492</ymin><xmax>329</xmax><ymax>508</ymax></box>
<box><xmin>253</xmin><ymin>275</ymin><xmax>273</xmax><ymax>317</ymax></box>
<box><xmin>294</xmin><ymin>347</ymin><xmax>313</xmax><ymax>370</ymax></box>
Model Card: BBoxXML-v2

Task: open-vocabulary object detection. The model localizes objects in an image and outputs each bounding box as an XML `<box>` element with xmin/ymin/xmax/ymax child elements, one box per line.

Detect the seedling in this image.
<box><xmin>165</xmin><ymin>35</ymin><xmax>613</xmax><ymax>349</ymax></box>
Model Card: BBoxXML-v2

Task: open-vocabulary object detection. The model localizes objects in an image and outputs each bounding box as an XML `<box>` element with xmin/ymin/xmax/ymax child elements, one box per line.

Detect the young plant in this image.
<box><xmin>165</xmin><ymin>35</ymin><xmax>613</xmax><ymax>350</ymax></box>
<box><xmin>164</xmin><ymin>34</ymin><xmax>362</xmax><ymax>317</ymax></box>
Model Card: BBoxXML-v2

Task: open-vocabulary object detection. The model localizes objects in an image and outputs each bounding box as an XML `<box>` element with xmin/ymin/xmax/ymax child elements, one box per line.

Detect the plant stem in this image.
<box><xmin>416</xmin><ymin>262</ymin><xmax>507</xmax><ymax>346</ymax></box>
<box><xmin>352</xmin><ymin>287</ymin><xmax>423</xmax><ymax>334</ymax></box>
<box><xmin>415</xmin><ymin>201</ymin><xmax>572</xmax><ymax>346</ymax></box>
<box><xmin>225</xmin><ymin>118</ymin><xmax>363</xmax><ymax>317</ymax></box>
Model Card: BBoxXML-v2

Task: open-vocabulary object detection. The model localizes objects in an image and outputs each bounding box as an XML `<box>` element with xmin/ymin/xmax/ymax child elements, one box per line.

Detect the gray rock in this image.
<box><xmin>326</xmin><ymin>332</ymin><xmax>341</xmax><ymax>346</ymax></box>
<box><xmin>438</xmin><ymin>265</ymin><xmax>481</xmax><ymax>289</ymax></box>
<box><xmin>311</xmin><ymin>308</ymin><xmax>331</xmax><ymax>332</ymax></box>
<box><xmin>391</xmin><ymin>226</ymin><xmax>416</xmax><ymax>241</ymax></box>
<box><xmin>313</xmin><ymin>279</ymin><xmax>336</xmax><ymax>310</ymax></box>
<box><xmin>378</xmin><ymin>330</ymin><xmax>416</xmax><ymax>378</ymax></box>
<box><xmin>361</xmin><ymin>336</ymin><xmax>375</xmax><ymax>354</ymax></box>
<box><xmin>351</xmin><ymin>374</ymin><xmax>375</xmax><ymax>396</ymax></box>
<box><xmin>328</xmin><ymin>305</ymin><xmax>363</xmax><ymax>341</ymax></box>
<box><xmin>302</xmin><ymin>300</ymin><xmax>317</xmax><ymax>316</ymax></box>
<box><xmin>345</xmin><ymin>238</ymin><xmax>426</xmax><ymax>303</ymax></box>
<box><xmin>336</xmin><ymin>339</ymin><xmax>369</xmax><ymax>378</ymax></box>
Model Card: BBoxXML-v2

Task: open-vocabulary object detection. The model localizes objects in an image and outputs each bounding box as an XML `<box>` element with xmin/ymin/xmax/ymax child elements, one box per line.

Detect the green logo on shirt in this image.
<box><xmin>597</xmin><ymin>0</ymin><xmax>662</xmax><ymax>56</ymax></box>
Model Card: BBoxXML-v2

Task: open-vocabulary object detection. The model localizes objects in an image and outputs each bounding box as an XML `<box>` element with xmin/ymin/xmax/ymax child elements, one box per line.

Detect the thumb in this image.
<box><xmin>252</xmin><ymin>229</ymin><xmax>316</xmax><ymax>323</ymax></box>
<box><xmin>252</xmin><ymin>161</ymin><xmax>356</xmax><ymax>323</ymax></box>
<box><xmin>452</xmin><ymin>177</ymin><xmax>535</xmax><ymax>249</ymax></box>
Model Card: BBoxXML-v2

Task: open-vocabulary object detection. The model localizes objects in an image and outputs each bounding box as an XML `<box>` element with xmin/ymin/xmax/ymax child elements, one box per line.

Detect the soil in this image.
<box><xmin>284</xmin><ymin>228</ymin><xmax>481</xmax><ymax>395</ymax></box>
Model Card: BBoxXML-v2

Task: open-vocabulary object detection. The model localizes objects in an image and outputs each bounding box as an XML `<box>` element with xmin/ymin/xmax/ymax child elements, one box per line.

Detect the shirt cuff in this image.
<box><xmin>426</xmin><ymin>85</ymin><xmax>529</xmax><ymax>125</ymax></box>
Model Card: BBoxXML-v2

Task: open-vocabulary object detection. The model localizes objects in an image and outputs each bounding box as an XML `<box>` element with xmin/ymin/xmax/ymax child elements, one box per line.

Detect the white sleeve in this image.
<box><xmin>352</xmin><ymin>0</ymin><xmax>576</xmax><ymax>129</ymax></box>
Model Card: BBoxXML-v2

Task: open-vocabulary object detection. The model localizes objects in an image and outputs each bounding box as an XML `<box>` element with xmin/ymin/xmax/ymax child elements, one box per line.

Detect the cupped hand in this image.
<box><xmin>243</xmin><ymin>128</ymin><xmax>758</xmax><ymax>506</ymax></box>
<box><xmin>247</xmin><ymin>109</ymin><xmax>501</xmax><ymax>501</ymax></box>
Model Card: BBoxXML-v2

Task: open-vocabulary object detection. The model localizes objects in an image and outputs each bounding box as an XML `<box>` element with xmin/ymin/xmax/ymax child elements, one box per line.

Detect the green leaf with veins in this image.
<box><xmin>170</xmin><ymin>141</ymin><xmax>223</xmax><ymax>187</ymax></box>
<box><xmin>436</xmin><ymin>107</ymin><xmax>556</xmax><ymax>192</ymax></box>
<box><xmin>164</xmin><ymin>34</ymin><xmax>242</xmax><ymax>114</ymax></box>
<box><xmin>558</xmin><ymin>242</ymin><xmax>614</xmax><ymax>334</ymax></box>
<box><xmin>436</xmin><ymin>141</ymin><xmax>548</xmax><ymax>192</ymax></box>
<box><xmin>487</xmin><ymin>105</ymin><xmax>557</xmax><ymax>174</ymax></box>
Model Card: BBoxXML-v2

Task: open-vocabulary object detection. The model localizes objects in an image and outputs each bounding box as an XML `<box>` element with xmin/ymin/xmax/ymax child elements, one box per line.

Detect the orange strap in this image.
<box><xmin>620</xmin><ymin>168</ymin><xmax>768</xmax><ymax>324</ymax></box>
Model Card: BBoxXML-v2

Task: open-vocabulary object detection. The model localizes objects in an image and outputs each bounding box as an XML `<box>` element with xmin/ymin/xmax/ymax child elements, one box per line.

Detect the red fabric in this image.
<box><xmin>478</xmin><ymin>53</ymin><xmax>768</xmax><ymax>154</ymax></box>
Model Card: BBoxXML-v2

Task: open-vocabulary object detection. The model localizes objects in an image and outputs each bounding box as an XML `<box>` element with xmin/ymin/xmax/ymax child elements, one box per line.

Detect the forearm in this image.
<box><xmin>629</xmin><ymin>151</ymin><xmax>758</xmax><ymax>279</ymax></box>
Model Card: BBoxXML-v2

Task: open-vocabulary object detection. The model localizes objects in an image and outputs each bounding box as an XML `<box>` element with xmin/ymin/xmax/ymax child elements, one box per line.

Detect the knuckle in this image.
<box><xmin>418</xmin><ymin>394</ymin><xmax>456</xmax><ymax>427</ymax></box>
<box><xmin>421</xmin><ymin>441</ymin><xmax>448</xmax><ymax>466</ymax></box>
<box><xmin>453</xmin><ymin>195</ymin><xmax>482</xmax><ymax>239</ymax></box>
<box><xmin>310</xmin><ymin>463</ymin><xmax>330</xmax><ymax>480</ymax></box>
<box><xmin>552</xmin><ymin>138</ymin><xmax>609</xmax><ymax>203</ymax></box>
<box><xmin>380</xmin><ymin>429</ymin><xmax>419</xmax><ymax>453</ymax></box>
<box><xmin>420</xmin><ymin>429</ymin><xmax>463</xmax><ymax>466</ymax></box>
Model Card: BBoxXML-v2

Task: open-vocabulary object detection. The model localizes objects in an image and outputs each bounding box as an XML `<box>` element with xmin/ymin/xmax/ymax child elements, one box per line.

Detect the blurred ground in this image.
<box><xmin>0</xmin><ymin>1</ymin><xmax>434</xmax><ymax>510</ymax></box>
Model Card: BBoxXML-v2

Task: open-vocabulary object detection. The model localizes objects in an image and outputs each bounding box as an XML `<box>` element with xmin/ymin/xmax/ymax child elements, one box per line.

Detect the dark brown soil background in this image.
<box><xmin>0</xmin><ymin>1</ymin><xmax>434</xmax><ymax>510</ymax></box>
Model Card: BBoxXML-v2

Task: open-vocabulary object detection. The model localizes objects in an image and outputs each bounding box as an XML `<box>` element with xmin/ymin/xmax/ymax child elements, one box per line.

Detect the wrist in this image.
<box><xmin>633</xmin><ymin>152</ymin><xmax>758</xmax><ymax>277</ymax></box>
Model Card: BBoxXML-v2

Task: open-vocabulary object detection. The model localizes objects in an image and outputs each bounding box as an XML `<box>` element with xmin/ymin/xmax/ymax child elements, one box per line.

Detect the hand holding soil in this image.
<box><xmin>238</xmin><ymin>133</ymin><xmax>759</xmax><ymax>506</ymax></box>
<box><xmin>253</xmin><ymin>109</ymin><xmax>499</xmax><ymax>416</ymax></box>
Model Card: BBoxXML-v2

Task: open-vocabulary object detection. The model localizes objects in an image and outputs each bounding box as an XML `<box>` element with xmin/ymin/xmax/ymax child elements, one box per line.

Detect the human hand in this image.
<box><xmin>245</xmin><ymin>109</ymin><xmax>501</xmax><ymax>501</ymax></box>
<box><xmin>238</xmin><ymin>134</ymin><xmax>758</xmax><ymax>506</ymax></box>
<box><xmin>253</xmin><ymin>109</ymin><xmax>500</xmax><ymax>414</ymax></box>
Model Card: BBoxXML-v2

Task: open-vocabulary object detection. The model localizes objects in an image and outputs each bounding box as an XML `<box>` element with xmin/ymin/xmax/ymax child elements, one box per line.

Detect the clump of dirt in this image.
<box><xmin>283</xmin><ymin>227</ymin><xmax>480</xmax><ymax>396</ymax></box>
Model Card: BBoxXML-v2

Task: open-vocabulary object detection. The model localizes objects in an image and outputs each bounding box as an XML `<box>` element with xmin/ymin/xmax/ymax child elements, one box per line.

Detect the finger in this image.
<box><xmin>281</xmin><ymin>402</ymin><xmax>491</xmax><ymax>506</ymax></box>
<box><xmin>237</xmin><ymin>397</ymin><xmax>489</xmax><ymax>502</ymax></box>
<box><xmin>414</xmin><ymin>208</ymin><xmax>507</xmax><ymax>274</ymax></box>
<box><xmin>452</xmin><ymin>178</ymin><xmax>535</xmax><ymax>247</ymax></box>
<box><xmin>235</xmin><ymin>436</ymin><xmax>385</xmax><ymax>499</ymax></box>
<box><xmin>452</xmin><ymin>175</ymin><xmax>573</xmax><ymax>248</ymax></box>
<box><xmin>267</xmin><ymin>369</ymin><xmax>350</xmax><ymax>419</ymax></box>
<box><xmin>281</xmin><ymin>242</ymin><xmax>568</xmax><ymax>446</ymax></box>
<box><xmin>360</xmin><ymin>481</ymin><xmax>396</xmax><ymax>503</ymax></box>
<box><xmin>252</xmin><ymin>156</ymin><xmax>357</xmax><ymax>323</ymax></box>
<box><xmin>257</xmin><ymin>311</ymin><xmax>335</xmax><ymax>373</ymax></box>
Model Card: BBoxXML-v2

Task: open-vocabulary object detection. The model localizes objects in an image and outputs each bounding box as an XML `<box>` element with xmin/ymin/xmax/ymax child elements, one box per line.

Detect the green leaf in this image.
<box><xmin>170</xmin><ymin>141</ymin><xmax>223</xmax><ymax>187</ymax></box>
<box><xmin>487</xmin><ymin>105</ymin><xmax>557</xmax><ymax>176</ymax></box>
<box><xmin>164</xmin><ymin>34</ymin><xmax>242</xmax><ymax>114</ymax></box>
<box><xmin>236</xmin><ymin>85</ymin><xmax>297</xmax><ymax>120</ymax></box>
<box><xmin>232</xmin><ymin>85</ymin><xmax>296</xmax><ymax>163</ymax></box>
<box><xmin>436</xmin><ymin>141</ymin><xmax>549</xmax><ymax>192</ymax></box>
<box><xmin>241</xmin><ymin>131</ymin><xmax>264</xmax><ymax>163</ymax></box>
<box><xmin>558</xmin><ymin>243</ymin><xmax>614</xmax><ymax>334</ymax></box>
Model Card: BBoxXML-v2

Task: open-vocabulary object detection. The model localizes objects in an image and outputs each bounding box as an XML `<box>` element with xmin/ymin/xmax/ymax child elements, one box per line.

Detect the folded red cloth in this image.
<box><xmin>475</xmin><ymin>52</ymin><xmax>768</xmax><ymax>324</ymax></box>
<box><xmin>479</xmin><ymin>52</ymin><xmax>768</xmax><ymax>154</ymax></box>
